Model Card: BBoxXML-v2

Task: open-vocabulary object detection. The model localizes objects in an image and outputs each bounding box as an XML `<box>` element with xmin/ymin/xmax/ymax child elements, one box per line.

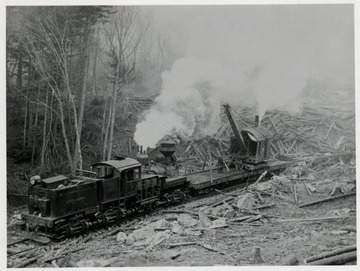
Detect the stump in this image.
<box><xmin>251</xmin><ymin>247</ymin><xmax>265</xmax><ymax>264</ymax></box>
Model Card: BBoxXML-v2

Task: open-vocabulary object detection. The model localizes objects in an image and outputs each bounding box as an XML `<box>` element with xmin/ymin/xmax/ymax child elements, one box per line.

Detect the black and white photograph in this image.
<box><xmin>4</xmin><ymin>1</ymin><xmax>357</xmax><ymax>268</ymax></box>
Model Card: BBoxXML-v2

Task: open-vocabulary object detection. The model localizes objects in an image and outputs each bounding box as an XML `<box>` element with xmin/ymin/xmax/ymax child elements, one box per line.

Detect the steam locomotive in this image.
<box><xmin>20</xmin><ymin>105</ymin><xmax>288</xmax><ymax>240</ymax></box>
<box><xmin>22</xmin><ymin>156</ymin><xmax>190</xmax><ymax>240</ymax></box>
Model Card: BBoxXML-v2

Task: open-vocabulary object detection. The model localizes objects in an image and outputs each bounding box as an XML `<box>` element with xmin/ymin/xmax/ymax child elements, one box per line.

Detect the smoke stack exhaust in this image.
<box><xmin>255</xmin><ymin>115</ymin><xmax>259</xmax><ymax>127</ymax></box>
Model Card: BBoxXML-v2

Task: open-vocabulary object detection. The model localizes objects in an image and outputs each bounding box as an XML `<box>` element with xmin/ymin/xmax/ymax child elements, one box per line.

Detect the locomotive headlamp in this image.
<box><xmin>30</xmin><ymin>175</ymin><xmax>41</xmax><ymax>185</ymax></box>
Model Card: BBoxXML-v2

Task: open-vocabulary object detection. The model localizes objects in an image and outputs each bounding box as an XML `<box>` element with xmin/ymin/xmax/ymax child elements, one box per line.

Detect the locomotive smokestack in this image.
<box><xmin>159</xmin><ymin>141</ymin><xmax>176</xmax><ymax>165</ymax></box>
<box><xmin>255</xmin><ymin>115</ymin><xmax>259</xmax><ymax>127</ymax></box>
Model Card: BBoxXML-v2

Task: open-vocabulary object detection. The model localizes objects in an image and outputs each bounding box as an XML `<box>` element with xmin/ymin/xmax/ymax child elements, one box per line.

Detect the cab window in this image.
<box><xmin>126</xmin><ymin>169</ymin><xmax>134</xmax><ymax>182</ymax></box>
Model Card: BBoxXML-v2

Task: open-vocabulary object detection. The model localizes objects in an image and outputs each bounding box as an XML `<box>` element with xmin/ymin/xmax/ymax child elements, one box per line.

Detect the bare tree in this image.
<box><xmin>102</xmin><ymin>6</ymin><xmax>149</xmax><ymax>160</ymax></box>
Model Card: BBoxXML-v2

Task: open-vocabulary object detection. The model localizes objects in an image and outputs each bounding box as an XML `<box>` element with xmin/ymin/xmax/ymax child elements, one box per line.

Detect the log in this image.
<box><xmin>340</xmin><ymin>226</ymin><xmax>356</xmax><ymax>232</ymax></box>
<box><xmin>304</xmin><ymin>245</ymin><xmax>356</xmax><ymax>263</ymax></box>
<box><xmin>306</xmin><ymin>183</ymin><xmax>317</xmax><ymax>193</ymax></box>
<box><xmin>223</xmin><ymin>160</ymin><xmax>230</xmax><ymax>171</ymax></box>
<box><xmin>252</xmin><ymin>171</ymin><xmax>268</xmax><ymax>187</ymax></box>
<box><xmin>268</xmin><ymin>116</ymin><xmax>280</xmax><ymax>134</ymax></box>
<box><xmin>245</xmin><ymin>214</ymin><xmax>262</xmax><ymax>223</ymax></box>
<box><xmin>7</xmin><ymin>247</ymin><xmax>34</xmax><ymax>257</ymax></box>
<box><xmin>7</xmin><ymin>238</ymin><xmax>29</xmax><ymax>247</ymax></box>
<box><xmin>82</xmin><ymin>234</ymin><xmax>93</xmax><ymax>243</ymax></box>
<box><xmin>214</xmin><ymin>189</ymin><xmax>237</xmax><ymax>197</ymax></box>
<box><xmin>324</xmin><ymin>120</ymin><xmax>335</xmax><ymax>140</ymax></box>
<box><xmin>208</xmin><ymin>196</ymin><xmax>236</xmax><ymax>208</ymax></box>
<box><xmin>7</xmin><ymin>248</ymin><xmax>18</xmax><ymax>254</ymax></box>
<box><xmin>209</xmin><ymin>224</ymin><xmax>229</xmax><ymax>229</ymax></box>
<box><xmin>167</xmin><ymin>242</ymin><xmax>197</xmax><ymax>248</ymax></box>
<box><xmin>293</xmin><ymin>183</ymin><xmax>298</xmax><ymax>203</ymax></box>
<box><xmin>12</xmin><ymin>254</ymin><xmax>43</xmax><ymax>268</ymax></box>
<box><xmin>303</xmin><ymin>182</ymin><xmax>312</xmax><ymax>196</ymax></box>
<box><xmin>202</xmin><ymin>151</ymin><xmax>208</xmax><ymax>171</ymax></box>
<box><xmin>228</xmin><ymin>215</ymin><xmax>252</xmax><ymax>222</ymax></box>
<box><xmin>162</xmin><ymin>209</ymin><xmax>198</xmax><ymax>217</ymax></box>
<box><xmin>231</xmin><ymin>205</ymin><xmax>260</xmax><ymax>215</ymax></box>
<box><xmin>254</xmin><ymin>191</ymin><xmax>265</xmax><ymax>204</ymax></box>
<box><xmin>254</xmin><ymin>189</ymin><xmax>294</xmax><ymax>203</ymax></box>
<box><xmin>298</xmin><ymin>192</ymin><xmax>356</xmax><ymax>208</ymax></box>
<box><xmin>307</xmin><ymin>251</ymin><xmax>356</xmax><ymax>265</ymax></box>
<box><xmin>227</xmin><ymin>221</ymin><xmax>262</xmax><ymax>227</ymax></box>
<box><xmin>44</xmin><ymin>247</ymin><xmax>85</xmax><ymax>263</ymax></box>
<box><xmin>222</xmin><ymin>200</ymin><xmax>234</xmax><ymax>211</ymax></box>
<box><xmin>275</xmin><ymin>216</ymin><xmax>350</xmax><ymax>223</ymax></box>
<box><xmin>197</xmin><ymin>242</ymin><xmax>226</xmax><ymax>255</ymax></box>
<box><xmin>255</xmin><ymin>203</ymin><xmax>275</xmax><ymax>210</ymax></box>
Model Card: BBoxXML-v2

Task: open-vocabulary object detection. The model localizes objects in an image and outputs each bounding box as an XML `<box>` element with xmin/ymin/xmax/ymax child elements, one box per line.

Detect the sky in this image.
<box><xmin>135</xmin><ymin>4</ymin><xmax>355</xmax><ymax>148</ymax></box>
<box><xmin>148</xmin><ymin>5</ymin><xmax>354</xmax><ymax>85</ymax></box>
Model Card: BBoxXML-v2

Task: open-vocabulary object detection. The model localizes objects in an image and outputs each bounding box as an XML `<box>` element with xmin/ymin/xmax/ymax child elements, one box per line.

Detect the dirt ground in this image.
<box><xmin>7</xmin><ymin>156</ymin><xmax>357</xmax><ymax>268</ymax></box>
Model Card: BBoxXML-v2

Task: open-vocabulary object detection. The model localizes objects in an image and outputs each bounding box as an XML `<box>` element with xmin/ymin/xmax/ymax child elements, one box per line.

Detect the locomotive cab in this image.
<box><xmin>91</xmin><ymin>158</ymin><xmax>142</xmax><ymax>204</ymax></box>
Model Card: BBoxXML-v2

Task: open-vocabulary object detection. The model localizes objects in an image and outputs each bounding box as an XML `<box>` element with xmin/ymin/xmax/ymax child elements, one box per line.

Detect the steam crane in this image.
<box><xmin>223</xmin><ymin>104</ymin><xmax>249</xmax><ymax>156</ymax></box>
<box><xmin>223</xmin><ymin>104</ymin><xmax>272</xmax><ymax>171</ymax></box>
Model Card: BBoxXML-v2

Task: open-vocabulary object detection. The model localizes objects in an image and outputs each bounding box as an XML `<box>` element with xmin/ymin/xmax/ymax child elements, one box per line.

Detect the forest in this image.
<box><xmin>6</xmin><ymin>5</ymin><xmax>355</xmax><ymax>201</ymax></box>
<box><xmin>6</xmin><ymin>6</ymin><xmax>179</xmax><ymax>194</ymax></box>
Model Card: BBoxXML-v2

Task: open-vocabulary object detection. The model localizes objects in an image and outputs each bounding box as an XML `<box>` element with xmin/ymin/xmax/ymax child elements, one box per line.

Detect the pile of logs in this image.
<box><xmin>165</xmin><ymin>90</ymin><xmax>355</xmax><ymax>171</ymax></box>
<box><xmin>214</xmin><ymin>96</ymin><xmax>354</xmax><ymax>159</ymax></box>
<box><xmin>175</xmin><ymin>136</ymin><xmax>228</xmax><ymax>170</ymax></box>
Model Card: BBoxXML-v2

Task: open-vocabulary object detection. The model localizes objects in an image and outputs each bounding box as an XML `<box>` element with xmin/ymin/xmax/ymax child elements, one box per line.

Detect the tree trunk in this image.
<box><xmin>100</xmin><ymin>81</ymin><xmax>108</xmax><ymax>141</ymax></box>
<box><xmin>40</xmin><ymin>87</ymin><xmax>49</xmax><ymax>172</ymax></box>
<box><xmin>16</xmin><ymin>54</ymin><xmax>23</xmax><ymax>117</ymax></box>
<box><xmin>22</xmin><ymin>65</ymin><xmax>31</xmax><ymax>147</ymax></box>
<box><xmin>73</xmin><ymin>41</ymin><xmax>90</xmax><ymax>171</ymax></box>
<box><xmin>103</xmin><ymin>103</ymin><xmax>112</xmax><ymax>160</ymax></box>
<box><xmin>23</xmin><ymin>89</ymin><xmax>29</xmax><ymax>147</ymax></box>
<box><xmin>57</xmin><ymin>98</ymin><xmax>73</xmax><ymax>172</ymax></box>
<box><xmin>31</xmin><ymin>82</ymin><xmax>41</xmax><ymax>165</ymax></box>
<box><xmin>107</xmin><ymin>59</ymin><xmax>121</xmax><ymax>160</ymax></box>
<box><xmin>66</xmin><ymin>98</ymin><xmax>75</xmax><ymax>152</ymax></box>
<box><xmin>92</xmin><ymin>34</ymin><xmax>98</xmax><ymax>97</ymax></box>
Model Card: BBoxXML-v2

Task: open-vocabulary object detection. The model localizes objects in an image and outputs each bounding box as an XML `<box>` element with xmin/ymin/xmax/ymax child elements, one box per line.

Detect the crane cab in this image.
<box><xmin>241</xmin><ymin>127</ymin><xmax>272</xmax><ymax>167</ymax></box>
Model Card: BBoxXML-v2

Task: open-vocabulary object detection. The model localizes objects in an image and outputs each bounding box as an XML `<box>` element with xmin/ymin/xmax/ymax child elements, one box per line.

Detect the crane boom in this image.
<box><xmin>223</xmin><ymin>104</ymin><xmax>248</xmax><ymax>154</ymax></box>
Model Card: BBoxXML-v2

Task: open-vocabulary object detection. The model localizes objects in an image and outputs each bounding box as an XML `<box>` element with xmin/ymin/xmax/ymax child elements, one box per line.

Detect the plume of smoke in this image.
<box><xmin>135</xmin><ymin>57</ymin><xmax>225</xmax><ymax>148</ymax></box>
<box><xmin>134</xmin><ymin>56</ymin><xmax>306</xmax><ymax>148</ymax></box>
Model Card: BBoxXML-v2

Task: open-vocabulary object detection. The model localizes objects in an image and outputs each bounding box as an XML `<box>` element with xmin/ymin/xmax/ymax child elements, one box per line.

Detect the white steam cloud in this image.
<box><xmin>135</xmin><ymin>56</ymin><xmax>306</xmax><ymax>148</ymax></box>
